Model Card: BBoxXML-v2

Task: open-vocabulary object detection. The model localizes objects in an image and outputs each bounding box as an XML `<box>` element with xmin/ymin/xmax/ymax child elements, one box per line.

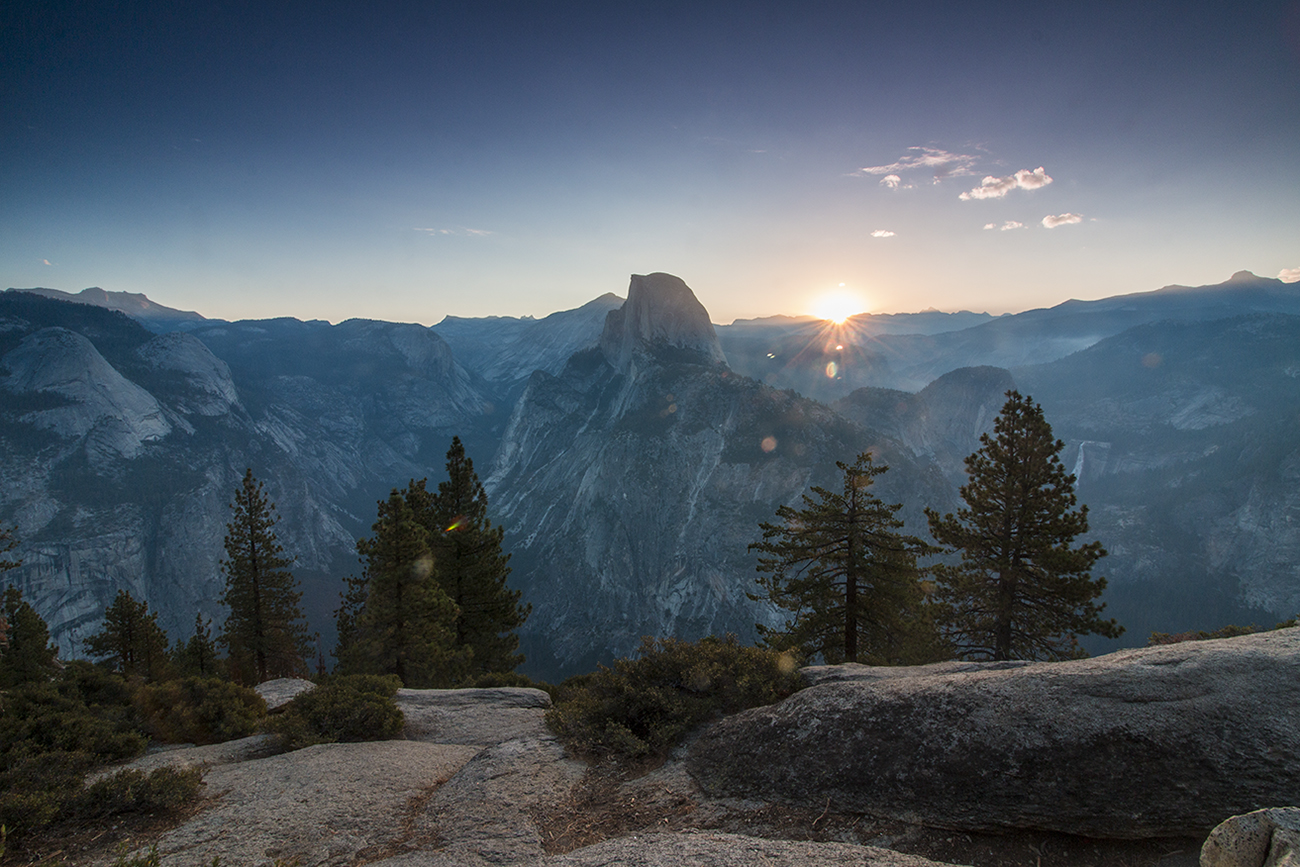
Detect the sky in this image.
<box><xmin>3</xmin><ymin>1</ymin><xmax>1299</xmax><ymax>325</ymax></box>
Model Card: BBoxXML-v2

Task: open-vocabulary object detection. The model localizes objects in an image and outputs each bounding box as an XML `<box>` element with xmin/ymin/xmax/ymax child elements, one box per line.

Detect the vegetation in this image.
<box><xmin>336</xmin><ymin>437</ymin><xmax>529</xmax><ymax>686</ymax></box>
<box><xmin>0</xmin><ymin>585</ymin><xmax>59</xmax><ymax>688</ymax></box>
<box><xmin>134</xmin><ymin>676</ymin><xmax>266</xmax><ymax>744</ymax></box>
<box><xmin>545</xmin><ymin>635</ymin><xmax>803</xmax><ymax>761</ymax></box>
<box><xmin>926</xmin><ymin>390</ymin><xmax>1123</xmax><ymax>660</ymax></box>
<box><xmin>173</xmin><ymin>614</ymin><xmax>220</xmax><ymax>678</ymax></box>
<box><xmin>264</xmin><ymin>674</ymin><xmax>404</xmax><ymax>750</ymax></box>
<box><xmin>1148</xmin><ymin>617</ymin><xmax>1298</xmax><ymax>645</ymax></box>
<box><xmin>84</xmin><ymin>589</ymin><xmax>173</xmax><ymax>682</ymax></box>
<box><xmin>220</xmin><ymin>469</ymin><xmax>311</xmax><ymax>684</ymax></box>
<box><xmin>749</xmin><ymin>452</ymin><xmax>942</xmax><ymax>665</ymax></box>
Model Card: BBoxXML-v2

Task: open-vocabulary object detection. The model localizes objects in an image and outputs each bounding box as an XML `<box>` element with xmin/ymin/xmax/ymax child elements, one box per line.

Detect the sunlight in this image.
<box><xmin>811</xmin><ymin>284</ymin><xmax>865</xmax><ymax>324</ymax></box>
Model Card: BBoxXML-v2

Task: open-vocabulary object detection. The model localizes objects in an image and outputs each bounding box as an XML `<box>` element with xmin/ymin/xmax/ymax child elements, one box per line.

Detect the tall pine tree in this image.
<box><xmin>926</xmin><ymin>390</ymin><xmax>1123</xmax><ymax>660</ymax></box>
<box><xmin>84</xmin><ymin>589</ymin><xmax>173</xmax><ymax>681</ymax></box>
<box><xmin>336</xmin><ymin>488</ymin><xmax>467</xmax><ymax>686</ymax></box>
<box><xmin>749</xmin><ymin>452</ymin><xmax>939</xmax><ymax>664</ymax></box>
<box><xmin>220</xmin><ymin>469</ymin><xmax>310</xmax><ymax>684</ymax></box>
<box><xmin>0</xmin><ymin>585</ymin><xmax>59</xmax><ymax>688</ymax></box>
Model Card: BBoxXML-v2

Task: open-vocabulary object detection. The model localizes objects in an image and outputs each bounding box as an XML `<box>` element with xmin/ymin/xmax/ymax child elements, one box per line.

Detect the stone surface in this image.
<box><xmin>398</xmin><ymin>687</ymin><xmax>553</xmax><ymax>746</ymax></box>
<box><xmin>689</xmin><ymin>629</ymin><xmax>1300</xmax><ymax>839</ymax></box>
<box><xmin>548</xmin><ymin>831</ymin><xmax>959</xmax><ymax>867</ymax></box>
<box><xmin>1203</xmin><ymin>808</ymin><xmax>1300</xmax><ymax>867</ymax></box>
<box><xmin>88</xmin><ymin>735</ymin><xmax>281</xmax><ymax>782</ymax></box>
<box><xmin>256</xmin><ymin>676</ymin><xmax>317</xmax><ymax>710</ymax></box>
<box><xmin>118</xmin><ymin>741</ymin><xmax>480</xmax><ymax>867</ymax></box>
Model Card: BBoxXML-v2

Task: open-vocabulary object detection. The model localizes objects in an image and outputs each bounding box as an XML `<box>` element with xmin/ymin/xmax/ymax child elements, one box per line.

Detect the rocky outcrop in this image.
<box><xmin>688</xmin><ymin>629</ymin><xmax>1300</xmax><ymax>839</ymax></box>
<box><xmin>599</xmin><ymin>273</ymin><xmax>727</xmax><ymax>373</ymax></box>
<box><xmin>546</xmin><ymin>831</ymin><xmax>959</xmax><ymax>867</ymax></box>
<box><xmin>1203</xmin><ymin>808</ymin><xmax>1300</xmax><ymax>867</ymax></box>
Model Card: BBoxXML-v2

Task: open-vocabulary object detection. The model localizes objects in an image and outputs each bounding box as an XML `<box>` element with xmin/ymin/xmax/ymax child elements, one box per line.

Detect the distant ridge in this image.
<box><xmin>6</xmin><ymin>286</ymin><xmax>206</xmax><ymax>331</ymax></box>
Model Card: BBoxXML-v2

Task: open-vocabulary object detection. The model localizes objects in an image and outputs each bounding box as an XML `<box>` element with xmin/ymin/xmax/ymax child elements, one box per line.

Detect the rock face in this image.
<box><xmin>688</xmin><ymin>629</ymin><xmax>1300</xmax><ymax>839</ymax></box>
<box><xmin>485</xmin><ymin>275</ymin><xmax>949</xmax><ymax>677</ymax></box>
<box><xmin>1203</xmin><ymin>808</ymin><xmax>1300</xmax><ymax>867</ymax></box>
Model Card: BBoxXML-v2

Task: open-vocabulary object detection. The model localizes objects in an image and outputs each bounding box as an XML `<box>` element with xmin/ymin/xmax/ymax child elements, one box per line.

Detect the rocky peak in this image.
<box><xmin>599</xmin><ymin>273</ymin><xmax>727</xmax><ymax>373</ymax></box>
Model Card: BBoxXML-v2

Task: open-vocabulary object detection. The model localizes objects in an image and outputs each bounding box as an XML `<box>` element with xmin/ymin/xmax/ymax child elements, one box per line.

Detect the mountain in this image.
<box><xmin>6</xmin><ymin>286</ymin><xmax>209</xmax><ymax>332</ymax></box>
<box><xmin>727</xmin><ymin>271</ymin><xmax>1300</xmax><ymax>397</ymax></box>
<box><xmin>0</xmin><ymin>292</ymin><xmax>496</xmax><ymax>656</ymax></box>
<box><xmin>484</xmin><ymin>273</ymin><xmax>955</xmax><ymax>677</ymax></box>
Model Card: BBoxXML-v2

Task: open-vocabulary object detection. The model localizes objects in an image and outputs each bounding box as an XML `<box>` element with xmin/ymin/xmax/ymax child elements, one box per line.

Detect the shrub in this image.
<box><xmin>545</xmin><ymin>635</ymin><xmax>804</xmax><ymax>761</ymax></box>
<box><xmin>73</xmin><ymin>767</ymin><xmax>203</xmax><ymax>818</ymax></box>
<box><xmin>1148</xmin><ymin>618</ymin><xmax>1298</xmax><ymax>646</ymax></box>
<box><xmin>135</xmin><ymin>677</ymin><xmax>267</xmax><ymax>745</ymax></box>
<box><xmin>265</xmin><ymin>674</ymin><xmax>403</xmax><ymax>749</ymax></box>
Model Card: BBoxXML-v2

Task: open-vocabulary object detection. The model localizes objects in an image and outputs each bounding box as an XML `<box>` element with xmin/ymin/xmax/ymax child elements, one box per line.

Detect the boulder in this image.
<box><xmin>688</xmin><ymin>629</ymin><xmax>1300</xmax><ymax>839</ymax></box>
<box><xmin>1202</xmin><ymin>808</ymin><xmax>1300</xmax><ymax>867</ymax></box>
<box><xmin>255</xmin><ymin>676</ymin><xmax>317</xmax><ymax>710</ymax></box>
<box><xmin>397</xmin><ymin>686</ymin><xmax>553</xmax><ymax>746</ymax></box>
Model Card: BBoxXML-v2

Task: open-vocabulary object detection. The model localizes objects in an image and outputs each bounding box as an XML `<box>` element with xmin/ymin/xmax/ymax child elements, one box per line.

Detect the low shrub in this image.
<box><xmin>1148</xmin><ymin>617</ymin><xmax>1298</xmax><ymax>646</ymax></box>
<box><xmin>73</xmin><ymin>767</ymin><xmax>203</xmax><ymax>818</ymax></box>
<box><xmin>135</xmin><ymin>677</ymin><xmax>267</xmax><ymax>745</ymax></box>
<box><xmin>265</xmin><ymin>674</ymin><xmax>404</xmax><ymax>749</ymax></box>
<box><xmin>545</xmin><ymin>634</ymin><xmax>804</xmax><ymax>762</ymax></box>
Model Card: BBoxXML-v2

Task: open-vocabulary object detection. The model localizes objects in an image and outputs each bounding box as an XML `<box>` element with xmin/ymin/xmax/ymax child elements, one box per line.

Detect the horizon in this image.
<box><xmin>3</xmin><ymin>3</ymin><xmax>1299</xmax><ymax>325</ymax></box>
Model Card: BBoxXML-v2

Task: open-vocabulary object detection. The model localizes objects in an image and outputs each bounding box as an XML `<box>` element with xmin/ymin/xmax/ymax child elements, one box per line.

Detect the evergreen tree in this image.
<box><xmin>925</xmin><ymin>390</ymin><xmax>1123</xmax><ymax>661</ymax></box>
<box><xmin>174</xmin><ymin>613</ymin><xmax>220</xmax><ymax>678</ymax></box>
<box><xmin>420</xmin><ymin>438</ymin><xmax>529</xmax><ymax>676</ymax></box>
<box><xmin>0</xmin><ymin>525</ymin><xmax>20</xmax><ymax>652</ymax></box>
<box><xmin>336</xmin><ymin>489</ymin><xmax>466</xmax><ymax>686</ymax></box>
<box><xmin>749</xmin><ymin>452</ymin><xmax>940</xmax><ymax>664</ymax></box>
<box><xmin>0</xmin><ymin>585</ymin><xmax>59</xmax><ymax>688</ymax></box>
<box><xmin>84</xmin><ymin>589</ymin><xmax>173</xmax><ymax>680</ymax></box>
<box><xmin>220</xmin><ymin>469</ymin><xmax>310</xmax><ymax>684</ymax></box>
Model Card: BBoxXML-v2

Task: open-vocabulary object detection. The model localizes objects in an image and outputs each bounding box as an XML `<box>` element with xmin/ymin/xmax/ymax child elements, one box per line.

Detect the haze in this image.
<box><xmin>3</xmin><ymin>2</ymin><xmax>1298</xmax><ymax>325</ymax></box>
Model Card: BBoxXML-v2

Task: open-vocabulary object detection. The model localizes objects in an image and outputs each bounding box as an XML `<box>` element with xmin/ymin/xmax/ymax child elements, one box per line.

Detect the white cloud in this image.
<box><xmin>983</xmin><ymin>220</ymin><xmax>1025</xmax><ymax>231</ymax></box>
<box><xmin>42</xmin><ymin>259</ymin><xmax>51</xmax><ymax>265</ymax></box>
<box><xmin>854</xmin><ymin>146</ymin><xmax>979</xmax><ymax>181</ymax></box>
<box><xmin>1042</xmin><ymin>213</ymin><xmax>1083</xmax><ymax>228</ymax></box>
<box><xmin>414</xmin><ymin>227</ymin><xmax>494</xmax><ymax>237</ymax></box>
<box><xmin>1280</xmin><ymin>267</ymin><xmax>1300</xmax><ymax>283</ymax></box>
<box><xmin>871</xmin><ymin>229</ymin><xmax>896</xmax><ymax>238</ymax></box>
<box><xmin>881</xmin><ymin>174</ymin><xmax>902</xmax><ymax>189</ymax></box>
<box><xmin>983</xmin><ymin>223</ymin><xmax>997</xmax><ymax>230</ymax></box>
<box><xmin>960</xmin><ymin>167</ymin><xmax>1053</xmax><ymax>200</ymax></box>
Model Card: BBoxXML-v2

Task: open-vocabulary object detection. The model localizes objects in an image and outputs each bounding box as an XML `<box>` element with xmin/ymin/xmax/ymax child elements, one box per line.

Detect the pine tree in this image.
<box><xmin>220</xmin><ymin>469</ymin><xmax>310</xmax><ymax>684</ymax></box>
<box><xmin>420</xmin><ymin>438</ymin><xmax>529</xmax><ymax>676</ymax></box>
<box><xmin>0</xmin><ymin>585</ymin><xmax>59</xmax><ymax>688</ymax></box>
<box><xmin>336</xmin><ymin>488</ymin><xmax>467</xmax><ymax>686</ymax></box>
<box><xmin>174</xmin><ymin>613</ymin><xmax>219</xmax><ymax>678</ymax></box>
<box><xmin>0</xmin><ymin>525</ymin><xmax>21</xmax><ymax>653</ymax></box>
<box><xmin>84</xmin><ymin>589</ymin><xmax>173</xmax><ymax>680</ymax></box>
<box><xmin>925</xmin><ymin>390</ymin><xmax>1123</xmax><ymax>661</ymax></box>
<box><xmin>749</xmin><ymin>452</ymin><xmax>939</xmax><ymax>664</ymax></box>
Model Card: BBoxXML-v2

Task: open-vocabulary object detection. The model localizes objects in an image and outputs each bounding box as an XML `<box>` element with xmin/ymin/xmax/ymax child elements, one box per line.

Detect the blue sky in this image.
<box><xmin>3</xmin><ymin>1</ymin><xmax>1298</xmax><ymax>325</ymax></box>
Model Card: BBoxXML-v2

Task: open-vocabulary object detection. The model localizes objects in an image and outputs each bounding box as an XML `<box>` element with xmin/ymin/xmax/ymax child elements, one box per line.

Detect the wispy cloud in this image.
<box><xmin>871</xmin><ymin>229</ymin><xmax>896</xmax><ymax>238</ymax></box>
<box><xmin>1042</xmin><ymin>213</ymin><xmax>1083</xmax><ymax>228</ymax></box>
<box><xmin>880</xmin><ymin>174</ymin><xmax>903</xmax><ymax>190</ymax></box>
<box><xmin>983</xmin><ymin>221</ymin><xmax>1025</xmax><ymax>231</ymax></box>
<box><xmin>1280</xmin><ymin>267</ymin><xmax>1300</xmax><ymax>283</ymax></box>
<box><xmin>414</xmin><ymin>227</ymin><xmax>495</xmax><ymax>237</ymax></box>
<box><xmin>42</xmin><ymin>258</ymin><xmax>52</xmax><ymax>266</ymax></box>
<box><xmin>960</xmin><ymin>167</ymin><xmax>1053</xmax><ymax>200</ymax></box>
<box><xmin>853</xmin><ymin>146</ymin><xmax>979</xmax><ymax>182</ymax></box>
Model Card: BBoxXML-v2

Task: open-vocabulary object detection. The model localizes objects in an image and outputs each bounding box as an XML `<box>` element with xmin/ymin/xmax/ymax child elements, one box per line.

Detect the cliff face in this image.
<box><xmin>486</xmin><ymin>275</ymin><xmax>949</xmax><ymax>677</ymax></box>
<box><xmin>0</xmin><ymin>294</ymin><xmax>496</xmax><ymax>655</ymax></box>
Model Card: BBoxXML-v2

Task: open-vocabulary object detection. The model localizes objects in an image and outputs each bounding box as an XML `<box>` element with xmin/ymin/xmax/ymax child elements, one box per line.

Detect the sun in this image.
<box><xmin>812</xmin><ymin>285</ymin><xmax>864</xmax><ymax>324</ymax></box>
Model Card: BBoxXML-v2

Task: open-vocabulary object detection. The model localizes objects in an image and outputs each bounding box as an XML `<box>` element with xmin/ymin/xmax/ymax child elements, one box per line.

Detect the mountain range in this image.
<box><xmin>2</xmin><ymin>270</ymin><xmax>1297</xmax><ymax>679</ymax></box>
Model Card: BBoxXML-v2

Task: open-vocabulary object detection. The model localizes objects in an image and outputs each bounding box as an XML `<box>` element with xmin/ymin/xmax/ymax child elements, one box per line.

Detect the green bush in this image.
<box><xmin>545</xmin><ymin>635</ymin><xmax>804</xmax><ymax>761</ymax></box>
<box><xmin>265</xmin><ymin>674</ymin><xmax>404</xmax><ymax>749</ymax></box>
<box><xmin>1148</xmin><ymin>618</ymin><xmax>1298</xmax><ymax>646</ymax></box>
<box><xmin>73</xmin><ymin>767</ymin><xmax>203</xmax><ymax>818</ymax></box>
<box><xmin>135</xmin><ymin>677</ymin><xmax>267</xmax><ymax>745</ymax></box>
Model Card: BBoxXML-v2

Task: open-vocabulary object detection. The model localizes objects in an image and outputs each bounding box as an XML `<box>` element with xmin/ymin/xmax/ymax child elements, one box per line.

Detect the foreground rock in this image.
<box><xmin>689</xmin><ymin>629</ymin><xmax>1300</xmax><ymax>839</ymax></box>
<box><xmin>398</xmin><ymin>686</ymin><xmax>552</xmax><ymax>746</ymax></box>
<box><xmin>1202</xmin><ymin>808</ymin><xmax>1300</xmax><ymax>867</ymax></box>
<box><xmin>547</xmin><ymin>831</ymin><xmax>960</xmax><ymax>867</ymax></box>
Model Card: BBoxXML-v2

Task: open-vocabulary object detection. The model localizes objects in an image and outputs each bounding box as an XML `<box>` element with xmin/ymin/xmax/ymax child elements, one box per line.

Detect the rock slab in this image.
<box><xmin>1203</xmin><ymin>808</ymin><xmax>1300</xmax><ymax>867</ymax></box>
<box><xmin>689</xmin><ymin>629</ymin><xmax>1300</xmax><ymax>839</ymax></box>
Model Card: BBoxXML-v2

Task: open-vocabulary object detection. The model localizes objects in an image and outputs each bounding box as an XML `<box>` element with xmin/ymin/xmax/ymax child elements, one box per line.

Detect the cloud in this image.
<box><xmin>1280</xmin><ymin>267</ymin><xmax>1300</xmax><ymax>283</ymax></box>
<box><xmin>871</xmin><ymin>229</ymin><xmax>896</xmax><ymax>238</ymax></box>
<box><xmin>42</xmin><ymin>259</ymin><xmax>51</xmax><ymax>266</ymax></box>
<box><xmin>414</xmin><ymin>227</ymin><xmax>494</xmax><ymax>237</ymax></box>
<box><xmin>983</xmin><ymin>220</ymin><xmax>1025</xmax><ymax>231</ymax></box>
<box><xmin>854</xmin><ymin>146</ymin><xmax>979</xmax><ymax>181</ymax></box>
<box><xmin>960</xmin><ymin>167</ymin><xmax>1053</xmax><ymax>200</ymax></box>
<box><xmin>880</xmin><ymin>174</ymin><xmax>902</xmax><ymax>189</ymax></box>
<box><xmin>1042</xmin><ymin>213</ymin><xmax>1083</xmax><ymax>228</ymax></box>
